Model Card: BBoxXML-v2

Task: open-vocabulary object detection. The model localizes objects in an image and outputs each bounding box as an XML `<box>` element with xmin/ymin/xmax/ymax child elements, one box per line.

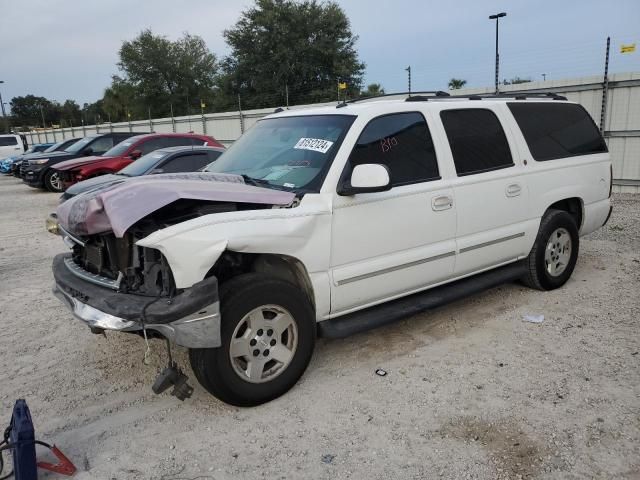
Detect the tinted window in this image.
<box><xmin>161</xmin><ymin>153</ymin><xmax>210</xmax><ymax>173</ymax></box>
<box><xmin>66</xmin><ymin>136</ymin><xmax>97</xmax><ymax>154</ymax></box>
<box><xmin>347</xmin><ymin>112</ymin><xmax>439</xmax><ymax>187</ymax></box>
<box><xmin>140</xmin><ymin>137</ymin><xmax>170</xmax><ymax>155</ymax></box>
<box><xmin>0</xmin><ymin>136</ymin><xmax>18</xmax><ymax>146</ymax></box>
<box><xmin>118</xmin><ymin>151</ymin><xmax>168</xmax><ymax>176</ymax></box>
<box><xmin>508</xmin><ymin>102</ymin><xmax>607</xmax><ymax>161</ymax></box>
<box><xmin>164</xmin><ymin>136</ymin><xmax>198</xmax><ymax>147</ymax></box>
<box><xmin>207</xmin><ymin>150</ymin><xmax>223</xmax><ymax>163</ymax></box>
<box><xmin>89</xmin><ymin>137</ymin><xmax>114</xmax><ymax>155</ymax></box>
<box><xmin>441</xmin><ymin>109</ymin><xmax>513</xmax><ymax>176</ymax></box>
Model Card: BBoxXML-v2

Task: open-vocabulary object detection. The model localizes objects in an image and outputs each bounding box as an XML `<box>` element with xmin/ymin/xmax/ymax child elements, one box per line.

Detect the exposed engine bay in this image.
<box><xmin>69</xmin><ymin>199</ymin><xmax>273</xmax><ymax>296</ymax></box>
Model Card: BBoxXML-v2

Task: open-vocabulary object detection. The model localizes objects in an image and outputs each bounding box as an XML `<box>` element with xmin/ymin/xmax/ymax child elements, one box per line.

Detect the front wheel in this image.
<box><xmin>522</xmin><ymin>209</ymin><xmax>579</xmax><ymax>291</ymax></box>
<box><xmin>189</xmin><ymin>273</ymin><xmax>316</xmax><ymax>406</ymax></box>
<box><xmin>44</xmin><ymin>169</ymin><xmax>63</xmax><ymax>192</ymax></box>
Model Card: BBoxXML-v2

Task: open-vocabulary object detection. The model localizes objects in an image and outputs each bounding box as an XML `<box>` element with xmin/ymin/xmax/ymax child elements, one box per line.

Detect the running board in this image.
<box><xmin>318</xmin><ymin>261</ymin><xmax>527</xmax><ymax>339</ymax></box>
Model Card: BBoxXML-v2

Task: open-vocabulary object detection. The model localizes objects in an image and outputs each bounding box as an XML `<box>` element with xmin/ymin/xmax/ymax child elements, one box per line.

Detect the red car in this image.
<box><xmin>54</xmin><ymin>133</ymin><xmax>223</xmax><ymax>189</ymax></box>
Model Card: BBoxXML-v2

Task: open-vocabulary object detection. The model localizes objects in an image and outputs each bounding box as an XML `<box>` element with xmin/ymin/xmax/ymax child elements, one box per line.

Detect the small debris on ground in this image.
<box><xmin>375</xmin><ymin>368</ymin><xmax>387</xmax><ymax>377</ymax></box>
<box><xmin>321</xmin><ymin>454</ymin><xmax>335</xmax><ymax>464</ymax></box>
<box><xmin>523</xmin><ymin>314</ymin><xmax>544</xmax><ymax>324</ymax></box>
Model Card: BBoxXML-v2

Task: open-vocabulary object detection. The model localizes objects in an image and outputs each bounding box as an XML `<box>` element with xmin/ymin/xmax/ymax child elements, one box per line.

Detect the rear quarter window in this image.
<box><xmin>507</xmin><ymin>102</ymin><xmax>607</xmax><ymax>161</ymax></box>
<box><xmin>0</xmin><ymin>136</ymin><xmax>18</xmax><ymax>146</ymax></box>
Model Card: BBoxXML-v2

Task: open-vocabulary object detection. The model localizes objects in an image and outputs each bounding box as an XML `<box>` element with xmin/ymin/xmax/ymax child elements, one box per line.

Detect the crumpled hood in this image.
<box><xmin>56</xmin><ymin>172</ymin><xmax>296</xmax><ymax>238</ymax></box>
<box><xmin>54</xmin><ymin>155</ymin><xmax>110</xmax><ymax>171</ymax></box>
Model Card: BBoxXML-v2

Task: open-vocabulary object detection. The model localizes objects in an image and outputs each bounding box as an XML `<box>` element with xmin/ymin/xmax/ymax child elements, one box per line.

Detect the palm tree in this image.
<box><xmin>361</xmin><ymin>83</ymin><xmax>385</xmax><ymax>97</ymax></box>
<box><xmin>448</xmin><ymin>78</ymin><xmax>467</xmax><ymax>90</ymax></box>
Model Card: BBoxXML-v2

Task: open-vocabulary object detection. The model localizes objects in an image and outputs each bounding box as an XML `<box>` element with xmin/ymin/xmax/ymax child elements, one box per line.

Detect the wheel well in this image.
<box><xmin>207</xmin><ymin>252</ymin><xmax>316</xmax><ymax>310</ymax></box>
<box><xmin>547</xmin><ymin>197</ymin><xmax>583</xmax><ymax>230</ymax></box>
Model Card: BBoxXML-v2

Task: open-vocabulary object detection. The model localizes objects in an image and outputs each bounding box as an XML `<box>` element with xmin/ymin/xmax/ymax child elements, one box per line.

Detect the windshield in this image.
<box><xmin>204</xmin><ymin>115</ymin><xmax>355</xmax><ymax>191</ymax></box>
<box><xmin>44</xmin><ymin>142</ymin><xmax>63</xmax><ymax>153</ymax></box>
<box><xmin>118</xmin><ymin>150</ymin><xmax>169</xmax><ymax>176</ymax></box>
<box><xmin>65</xmin><ymin>136</ymin><xmax>96</xmax><ymax>154</ymax></box>
<box><xmin>103</xmin><ymin>139</ymin><xmax>137</xmax><ymax>158</ymax></box>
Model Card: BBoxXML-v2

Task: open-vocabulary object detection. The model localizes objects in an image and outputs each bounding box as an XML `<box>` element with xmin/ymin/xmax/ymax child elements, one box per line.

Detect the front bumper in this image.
<box><xmin>22</xmin><ymin>167</ymin><xmax>45</xmax><ymax>187</ymax></box>
<box><xmin>52</xmin><ymin>253</ymin><xmax>221</xmax><ymax>348</ymax></box>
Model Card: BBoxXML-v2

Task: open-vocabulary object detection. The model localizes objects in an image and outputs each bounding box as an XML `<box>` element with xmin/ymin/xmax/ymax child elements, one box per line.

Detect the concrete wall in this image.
<box><xmin>26</xmin><ymin>73</ymin><xmax>640</xmax><ymax>192</ymax></box>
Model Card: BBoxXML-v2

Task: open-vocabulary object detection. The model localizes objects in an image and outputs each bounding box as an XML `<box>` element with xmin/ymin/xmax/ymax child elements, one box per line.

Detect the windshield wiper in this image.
<box><xmin>241</xmin><ymin>174</ymin><xmax>271</xmax><ymax>186</ymax></box>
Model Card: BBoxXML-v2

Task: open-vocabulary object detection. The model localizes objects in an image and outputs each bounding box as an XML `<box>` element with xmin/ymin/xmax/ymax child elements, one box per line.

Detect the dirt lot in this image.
<box><xmin>0</xmin><ymin>175</ymin><xmax>638</xmax><ymax>480</ymax></box>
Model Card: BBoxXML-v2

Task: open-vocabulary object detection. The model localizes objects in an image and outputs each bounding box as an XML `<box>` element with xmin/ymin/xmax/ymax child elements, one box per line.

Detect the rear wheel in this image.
<box><xmin>44</xmin><ymin>169</ymin><xmax>63</xmax><ymax>192</ymax></box>
<box><xmin>522</xmin><ymin>209</ymin><xmax>579</xmax><ymax>290</ymax></box>
<box><xmin>189</xmin><ymin>273</ymin><xmax>316</xmax><ymax>406</ymax></box>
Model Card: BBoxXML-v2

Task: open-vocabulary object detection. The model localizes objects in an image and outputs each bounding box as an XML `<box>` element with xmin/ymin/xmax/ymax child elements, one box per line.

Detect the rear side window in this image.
<box><xmin>166</xmin><ymin>136</ymin><xmax>197</xmax><ymax>148</ymax></box>
<box><xmin>0</xmin><ymin>136</ymin><xmax>18</xmax><ymax>146</ymax></box>
<box><xmin>347</xmin><ymin>112</ymin><xmax>439</xmax><ymax>187</ymax></box>
<box><xmin>508</xmin><ymin>103</ymin><xmax>607</xmax><ymax>161</ymax></box>
<box><xmin>161</xmin><ymin>153</ymin><xmax>210</xmax><ymax>173</ymax></box>
<box><xmin>440</xmin><ymin>109</ymin><xmax>514</xmax><ymax>176</ymax></box>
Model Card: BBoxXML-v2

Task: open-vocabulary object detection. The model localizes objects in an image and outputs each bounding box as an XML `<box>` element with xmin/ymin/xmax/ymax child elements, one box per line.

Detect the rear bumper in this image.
<box><xmin>52</xmin><ymin>253</ymin><xmax>221</xmax><ymax>348</ymax></box>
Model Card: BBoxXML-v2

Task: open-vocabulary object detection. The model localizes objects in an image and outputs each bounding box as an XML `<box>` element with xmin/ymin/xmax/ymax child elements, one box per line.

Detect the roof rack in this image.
<box><xmin>442</xmin><ymin>92</ymin><xmax>567</xmax><ymax>101</ymax></box>
<box><xmin>336</xmin><ymin>91</ymin><xmax>450</xmax><ymax>108</ymax></box>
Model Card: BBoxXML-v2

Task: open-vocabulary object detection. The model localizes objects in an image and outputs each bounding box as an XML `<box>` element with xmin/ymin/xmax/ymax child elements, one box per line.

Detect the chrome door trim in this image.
<box><xmin>336</xmin><ymin>251</ymin><xmax>456</xmax><ymax>286</ymax></box>
<box><xmin>459</xmin><ymin>232</ymin><xmax>525</xmax><ymax>254</ymax></box>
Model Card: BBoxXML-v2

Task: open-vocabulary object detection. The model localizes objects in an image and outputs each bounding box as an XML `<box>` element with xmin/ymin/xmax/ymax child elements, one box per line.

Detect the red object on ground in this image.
<box><xmin>37</xmin><ymin>445</ymin><xmax>77</xmax><ymax>476</ymax></box>
<box><xmin>54</xmin><ymin>133</ymin><xmax>222</xmax><ymax>189</ymax></box>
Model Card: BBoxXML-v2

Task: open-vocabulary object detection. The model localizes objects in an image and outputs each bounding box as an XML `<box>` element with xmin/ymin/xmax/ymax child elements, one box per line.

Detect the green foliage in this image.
<box><xmin>361</xmin><ymin>83</ymin><xmax>385</xmax><ymax>97</ymax></box>
<box><xmin>116</xmin><ymin>29</ymin><xmax>218</xmax><ymax>118</ymax></box>
<box><xmin>216</xmin><ymin>0</ymin><xmax>365</xmax><ymax>109</ymax></box>
<box><xmin>448</xmin><ymin>78</ymin><xmax>467</xmax><ymax>89</ymax></box>
<box><xmin>10</xmin><ymin>95</ymin><xmax>81</xmax><ymax>128</ymax></box>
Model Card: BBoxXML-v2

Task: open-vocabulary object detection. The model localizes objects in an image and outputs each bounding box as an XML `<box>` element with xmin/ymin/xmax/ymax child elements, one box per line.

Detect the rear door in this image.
<box><xmin>437</xmin><ymin>105</ymin><xmax>531</xmax><ymax>275</ymax></box>
<box><xmin>330</xmin><ymin>111</ymin><xmax>456</xmax><ymax>314</ymax></box>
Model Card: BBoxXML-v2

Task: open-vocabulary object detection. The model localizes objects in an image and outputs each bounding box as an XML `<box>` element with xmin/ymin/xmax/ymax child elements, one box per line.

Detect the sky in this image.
<box><xmin>1</xmin><ymin>0</ymin><xmax>639</xmax><ymax>109</ymax></box>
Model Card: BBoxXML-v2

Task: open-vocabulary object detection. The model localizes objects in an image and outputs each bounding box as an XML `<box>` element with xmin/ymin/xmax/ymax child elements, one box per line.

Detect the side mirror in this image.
<box><xmin>83</xmin><ymin>147</ymin><xmax>93</xmax><ymax>156</ymax></box>
<box><xmin>338</xmin><ymin>164</ymin><xmax>391</xmax><ymax>196</ymax></box>
<box><xmin>129</xmin><ymin>150</ymin><xmax>142</xmax><ymax>160</ymax></box>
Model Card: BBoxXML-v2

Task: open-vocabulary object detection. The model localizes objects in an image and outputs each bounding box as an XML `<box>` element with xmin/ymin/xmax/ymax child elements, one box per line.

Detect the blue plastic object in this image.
<box><xmin>9</xmin><ymin>399</ymin><xmax>37</xmax><ymax>480</ymax></box>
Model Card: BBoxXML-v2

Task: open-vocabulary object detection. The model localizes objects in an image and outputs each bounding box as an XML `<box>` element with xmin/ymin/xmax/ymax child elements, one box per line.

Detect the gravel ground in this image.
<box><xmin>0</xmin><ymin>174</ymin><xmax>638</xmax><ymax>480</ymax></box>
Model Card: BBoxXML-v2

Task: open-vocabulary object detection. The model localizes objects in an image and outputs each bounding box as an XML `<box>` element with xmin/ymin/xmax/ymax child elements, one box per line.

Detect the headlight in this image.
<box><xmin>30</xmin><ymin>158</ymin><xmax>49</xmax><ymax>165</ymax></box>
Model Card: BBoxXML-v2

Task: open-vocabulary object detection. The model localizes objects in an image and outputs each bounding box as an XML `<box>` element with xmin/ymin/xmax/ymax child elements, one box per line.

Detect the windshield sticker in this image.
<box><xmin>293</xmin><ymin>137</ymin><xmax>334</xmax><ymax>154</ymax></box>
<box><xmin>283</xmin><ymin>182</ymin><xmax>296</xmax><ymax>188</ymax></box>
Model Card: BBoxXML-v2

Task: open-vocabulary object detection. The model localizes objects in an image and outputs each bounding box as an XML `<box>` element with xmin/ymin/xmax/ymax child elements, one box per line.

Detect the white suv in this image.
<box><xmin>51</xmin><ymin>93</ymin><xmax>612</xmax><ymax>406</ymax></box>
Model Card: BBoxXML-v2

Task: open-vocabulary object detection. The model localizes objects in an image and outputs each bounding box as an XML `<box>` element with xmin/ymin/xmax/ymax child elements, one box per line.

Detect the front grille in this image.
<box><xmin>20</xmin><ymin>160</ymin><xmax>29</xmax><ymax>176</ymax></box>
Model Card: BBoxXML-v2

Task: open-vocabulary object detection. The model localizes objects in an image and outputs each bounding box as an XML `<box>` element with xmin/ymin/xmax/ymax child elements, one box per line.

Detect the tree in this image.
<box><xmin>60</xmin><ymin>100</ymin><xmax>81</xmax><ymax>127</ymax></box>
<box><xmin>448</xmin><ymin>78</ymin><xmax>467</xmax><ymax>90</ymax></box>
<box><xmin>217</xmin><ymin>0</ymin><xmax>365</xmax><ymax>109</ymax></box>
<box><xmin>10</xmin><ymin>95</ymin><xmax>56</xmax><ymax>128</ymax></box>
<box><xmin>361</xmin><ymin>83</ymin><xmax>385</xmax><ymax>97</ymax></box>
<box><xmin>117</xmin><ymin>30</ymin><xmax>218</xmax><ymax>117</ymax></box>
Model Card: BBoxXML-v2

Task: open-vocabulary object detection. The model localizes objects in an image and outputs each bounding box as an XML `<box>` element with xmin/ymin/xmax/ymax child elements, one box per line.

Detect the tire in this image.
<box><xmin>522</xmin><ymin>209</ymin><xmax>579</xmax><ymax>291</ymax></box>
<box><xmin>44</xmin><ymin>169</ymin><xmax>63</xmax><ymax>192</ymax></box>
<box><xmin>190</xmin><ymin>273</ymin><xmax>316</xmax><ymax>406</ymax></box>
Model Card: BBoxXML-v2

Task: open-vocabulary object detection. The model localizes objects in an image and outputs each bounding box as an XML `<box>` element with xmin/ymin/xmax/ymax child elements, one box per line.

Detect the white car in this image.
<box><xmin>0</xmin><ymin>134</ymin><xmax>26</xmax><ymax>160</ymax></box>
<box><xmin>50</xmin><ymin>92</ymin><xmax>612</xmax><ymax>406</ymax></box>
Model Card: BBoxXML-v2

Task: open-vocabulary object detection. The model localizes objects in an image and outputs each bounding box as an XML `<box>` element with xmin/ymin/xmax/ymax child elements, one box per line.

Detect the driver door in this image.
<box><xmin>330</xmin><ymin>112</ymin><xmax>457</xmax><ymax>315</ymax></box>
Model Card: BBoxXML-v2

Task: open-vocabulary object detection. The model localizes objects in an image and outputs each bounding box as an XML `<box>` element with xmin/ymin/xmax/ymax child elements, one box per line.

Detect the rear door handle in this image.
<box><xmin>506</xmin><ymin>183</ymin><xmax>522</xmax><ymax>197</ymax></box>
<box><xmin>432</xmin><ymin>195</ymin><xmax>453</xmax><ymax>211</ymax></box>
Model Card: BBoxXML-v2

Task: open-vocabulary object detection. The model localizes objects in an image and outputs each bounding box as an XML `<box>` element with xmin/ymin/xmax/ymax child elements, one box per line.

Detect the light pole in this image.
<box><xmin>488</xmin><ymin>12</ymin><xmax>506</xmax><ymax>94</ymax></box>
<box><xmin>542</xmin><ymin>73</ymin><xmax>547</xmax><ymax>81</ymax></box>
<box><xmin>0</xmin><ymin>81</ymin><xmax>8</xmax><ymax>133</ymax></box>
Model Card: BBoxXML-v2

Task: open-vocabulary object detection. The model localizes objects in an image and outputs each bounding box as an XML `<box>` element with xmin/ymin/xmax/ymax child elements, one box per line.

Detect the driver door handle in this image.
<box><xmin>432</xmin><ymin>195</ymin><xmax>453</xmax><ymax>211</ymax></box>
<box><xmin>506</xmin><ymin>183</ymin><xmax>522</xmax><ymax>197</ymax></box>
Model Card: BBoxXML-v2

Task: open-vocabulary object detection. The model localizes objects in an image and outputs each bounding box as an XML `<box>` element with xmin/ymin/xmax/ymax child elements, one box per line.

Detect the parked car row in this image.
<box><xmin>3</xmin><ymin>131</ymin><xmax>225</xmax><ymax>195</ymax></box>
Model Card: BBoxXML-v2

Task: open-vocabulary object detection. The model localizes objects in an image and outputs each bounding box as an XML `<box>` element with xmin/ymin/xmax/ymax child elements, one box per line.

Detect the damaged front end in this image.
<box><xmin>50</xmin><ymin>173</ymin><xmax>297</xmax><ymax>398</ymax></box>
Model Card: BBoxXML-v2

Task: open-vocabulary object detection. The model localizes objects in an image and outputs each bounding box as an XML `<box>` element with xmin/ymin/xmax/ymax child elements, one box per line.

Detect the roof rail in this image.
<box><xmin>447</xmin><ymin>92</ymin><xmax>567</xmax><ymax>101</ymax></box>
<box><xmin>336</xmin><ymin>91</ymin><xmax>450</xmax><ymax>108</ymax></box>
